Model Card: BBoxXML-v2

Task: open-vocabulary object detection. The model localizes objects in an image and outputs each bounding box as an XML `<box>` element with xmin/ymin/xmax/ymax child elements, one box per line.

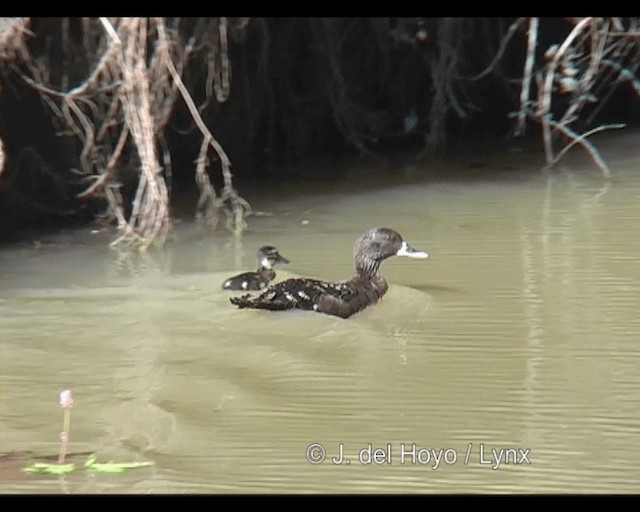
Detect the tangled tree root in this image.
<box><xmin>5</xmin><ymin>17</ymin><xmax>250</xmax><ymax>249</ymax></box>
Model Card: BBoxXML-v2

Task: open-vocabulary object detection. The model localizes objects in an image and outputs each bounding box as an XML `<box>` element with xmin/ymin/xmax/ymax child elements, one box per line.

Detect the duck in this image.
<box><xmin>222</xmin><ymin>246</ymin><xmax>290</xmax><ymax>291</ymax></box>
<box><xmin>230</xmin><ymin>228</ymin><xmax>428</xmax><ymax>318</ymax></box>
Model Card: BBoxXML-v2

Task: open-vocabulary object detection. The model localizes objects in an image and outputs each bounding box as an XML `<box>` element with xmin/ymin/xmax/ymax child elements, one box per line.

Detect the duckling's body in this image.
<box><xmin>222</xmin><ymin>246</ymin><xmax>290</xmax><ymax>291</ymax></box>
<box><xmin>230</xmin><ymin>228</ymin><xmax>428</xmax><ymax>318</ymax></box>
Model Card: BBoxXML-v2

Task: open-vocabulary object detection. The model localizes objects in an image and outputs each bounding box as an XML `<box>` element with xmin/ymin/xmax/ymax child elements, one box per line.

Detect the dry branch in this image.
<box><xmin>514</xmin><ymin>17</ymin><xmax>538</xmax><ymax>137</ymax></box>
<box><xmin>9</xmin><ymin>17</ymin><xmax>249</xmax><ymax>248</ymax></box>
<box><xmin>157</xmin><ymin>18</ymin><xmax>250</xmax><ymax>236</ymax></box>
<box><xmin>514</xmin><ymin>17</ymin><xmax>640</xmax><ymax>177</ymax></box>
<box><xmin>0</xmin><ymin>135</ymin><xmax>5</xmax><ymax>177</ymax></box>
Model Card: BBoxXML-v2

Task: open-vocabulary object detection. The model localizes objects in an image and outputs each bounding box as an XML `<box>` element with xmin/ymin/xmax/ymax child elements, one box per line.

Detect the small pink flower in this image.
<box><xmin>59</xmin><ymin>389</ymin><xmax>75</xmax><ymax>409</ymax></box>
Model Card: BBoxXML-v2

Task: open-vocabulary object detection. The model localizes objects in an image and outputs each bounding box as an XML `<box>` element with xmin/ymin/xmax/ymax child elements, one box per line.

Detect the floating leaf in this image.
<box><xmin>85</xmin><ymin>455</ymin><xmax>154</xmax><ymax>474</ymax></box>
<box><xmin>23</xmin><ymin>462</ymin><xmax>76</xmax><ymax>475</ymax></box>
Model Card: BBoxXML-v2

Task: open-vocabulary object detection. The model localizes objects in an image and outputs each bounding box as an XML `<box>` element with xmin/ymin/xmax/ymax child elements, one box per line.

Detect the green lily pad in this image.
<box><xmin>23</xmin><ymin>462</ymin><xmax>76</xmax><ymax>475</ymax></box>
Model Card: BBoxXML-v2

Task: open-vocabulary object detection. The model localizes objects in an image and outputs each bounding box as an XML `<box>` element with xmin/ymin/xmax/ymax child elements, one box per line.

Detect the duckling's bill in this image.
<box><xmin>260</xmin><ymin>253</ymin><xmax>290</xmax><ymax>269</ymax></box>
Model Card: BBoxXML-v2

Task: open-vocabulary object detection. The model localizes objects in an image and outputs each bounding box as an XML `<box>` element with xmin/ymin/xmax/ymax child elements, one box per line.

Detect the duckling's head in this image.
<box><xmin>257</xmin><ymin>246</ymin><xmax>290</xmax><ymax>270</ymax></box>
<box><xmin>353</xmin><ymin>228</ymin><xmax>428</xmax><ymax>275</ymax></box>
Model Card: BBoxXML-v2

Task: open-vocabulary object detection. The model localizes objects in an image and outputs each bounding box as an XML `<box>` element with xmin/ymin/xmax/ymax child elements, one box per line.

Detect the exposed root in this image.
<box><xmin>8</xmin><ymin>17</ymin><xmax>250</xmax><ymax>249</ymax></box>
<box><xmin>513</xmin><ymin>17</ymin><xmax>640</xmax><ymax>177</ymax></box>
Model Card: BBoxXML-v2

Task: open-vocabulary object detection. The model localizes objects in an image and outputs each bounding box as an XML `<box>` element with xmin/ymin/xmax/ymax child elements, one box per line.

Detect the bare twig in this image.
<box><xmin>514</xmin><ymin>17</ymin><xmax>639</xmax><ymax>177</ymax></box>
<box><xmin>467</xmin><ymin>17</ymin><xmax>527</xmax><ymax>81</ymax></box>
<box><xmin>76</xmin><ymin>126</ymin><xmax>129</xmax><ymax>199</ymax></box>
<box><xmin>539</xmin><ymin>18</ymin><xmax>594</xmax><ymax>162</ymax></box>
<box><xmin>514</xmin><ymin>17</ymin><xmax>538</xmax><ymax>136</ymax></box>
<box><xmin>544</xmin><ymin>121</ymin><xmax>624</xmax><ymax>177</ymax></box>
<box><xmin>156</xmin><ymin>18</ymin><xmax>250</xmax><ymax>235</ymax></box>
<box><xmin>0</xmin><ymin>136</ymin><xmax>5</xmax><ymax>178</ymax></box>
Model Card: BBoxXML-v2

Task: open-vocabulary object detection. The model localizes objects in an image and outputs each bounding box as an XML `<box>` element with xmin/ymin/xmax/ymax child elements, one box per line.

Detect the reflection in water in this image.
<box><xmin>2</xmin><ymin>136</ymin><xmax>640</xmax><ymax>493</ymax></box>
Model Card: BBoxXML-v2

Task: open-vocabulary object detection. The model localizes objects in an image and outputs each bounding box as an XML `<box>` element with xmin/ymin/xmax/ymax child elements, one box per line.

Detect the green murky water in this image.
<box><xmin>2</xmin><ymin>134</ymin><xmax>639</xmax><ymax>493</ymax></box>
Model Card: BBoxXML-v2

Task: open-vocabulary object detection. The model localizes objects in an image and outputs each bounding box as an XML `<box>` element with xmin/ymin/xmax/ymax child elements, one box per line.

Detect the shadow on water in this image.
<box><xmin>409</xmin><ymin>283</ymin><xmax>463</xmax><ymax>294</ymax></box>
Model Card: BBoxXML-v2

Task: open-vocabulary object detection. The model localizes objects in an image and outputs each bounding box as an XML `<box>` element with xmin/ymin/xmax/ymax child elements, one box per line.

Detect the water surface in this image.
<box><xmin>2</xmin><ymin>134</ymin><xmax>640</xmax><ymax>493</ymax></box>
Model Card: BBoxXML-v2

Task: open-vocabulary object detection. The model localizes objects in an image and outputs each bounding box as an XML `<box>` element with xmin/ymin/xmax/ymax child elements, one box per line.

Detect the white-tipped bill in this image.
<box><xmin>396</xmin><ymin>241</ymin><xmax>429</xmax><ymax>259</ymax></box>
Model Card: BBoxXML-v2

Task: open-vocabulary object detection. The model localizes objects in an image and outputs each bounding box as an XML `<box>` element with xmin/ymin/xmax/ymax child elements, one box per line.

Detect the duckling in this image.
<box><xmin>222</xmin><ymin>246</ymin><xmax>290</xmax><ymax>291</ymax></box>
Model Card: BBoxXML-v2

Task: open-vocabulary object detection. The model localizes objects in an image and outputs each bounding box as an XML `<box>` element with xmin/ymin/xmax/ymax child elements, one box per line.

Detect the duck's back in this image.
<box><xmin>230</xmin><ymin>275</ymin><xmax>388</xmax><ymax>318</ymax></box>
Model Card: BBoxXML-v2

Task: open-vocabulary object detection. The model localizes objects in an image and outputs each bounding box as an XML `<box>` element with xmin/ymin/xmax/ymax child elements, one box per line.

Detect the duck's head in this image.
<box><xmin>257</xmin><ymin>246</ymin><xmax>290</xmax><ymax>270</ymax></box>
<box><xmin>353</xmin><ymin>228</ymin><xmax>428</xmax><ymax>275</ymax></box>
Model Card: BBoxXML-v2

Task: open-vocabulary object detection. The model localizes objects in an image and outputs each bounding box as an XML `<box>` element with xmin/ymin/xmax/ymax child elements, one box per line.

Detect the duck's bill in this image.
<box><xmin>397</xmin><ymin>241</ymin><xmax>429</xmax><ymax>259</ymax></box>
<box><xmin>276</xmin><ymin>254</ymin><xmax>290</xmax><ymax>264</ymax></box>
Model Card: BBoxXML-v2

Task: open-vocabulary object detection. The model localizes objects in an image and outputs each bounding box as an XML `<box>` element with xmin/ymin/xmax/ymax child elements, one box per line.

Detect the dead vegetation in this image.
<box><xmin>511</xmin><ymin>17</ymin><xmax>640</xmax><ymax>177</ymax></box>
<box><xmin>0</xmin><ymin>18</ymin><xmax>638</xmax><ymax>247</ymax></box>
<box><xmin>1</xmin><ymin>17</ymin><xmax>250</xmax><ymax>249</ymax></box>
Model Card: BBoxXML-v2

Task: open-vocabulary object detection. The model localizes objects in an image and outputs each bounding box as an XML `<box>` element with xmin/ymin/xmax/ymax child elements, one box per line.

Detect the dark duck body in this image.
<box><xmin>230</xmin><ymin>228</ymin><xmax>428</xmax><ymax>319</ymax></box>
<box><xmin>222</xmin><ymin>246</ymin><xmax>290</xmax><ymax>291</ymax></box>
